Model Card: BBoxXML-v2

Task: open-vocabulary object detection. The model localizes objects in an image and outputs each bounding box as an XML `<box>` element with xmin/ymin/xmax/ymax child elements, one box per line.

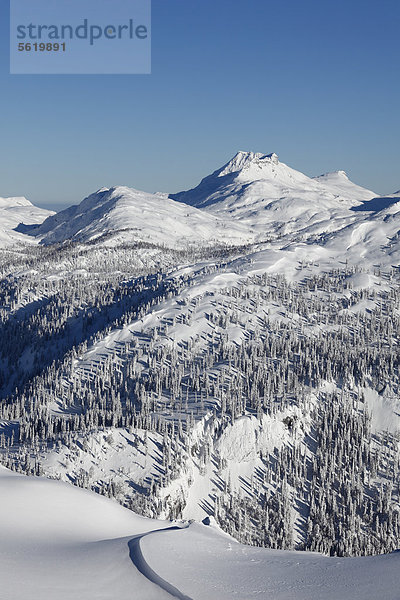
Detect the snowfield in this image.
<box><xmin>1</xmin><ymin>466</ymin><xmax>400</xmax><ymax>600</ymax></box>
<box><xmin>142</xmin><ymin>523</ymin><xmax>400</xmax><ymax>600</ymax></box>
<box><xmin>0</xmin><ymin>466</ymin><xmax>176</xmax><ymax>600</ymax></box>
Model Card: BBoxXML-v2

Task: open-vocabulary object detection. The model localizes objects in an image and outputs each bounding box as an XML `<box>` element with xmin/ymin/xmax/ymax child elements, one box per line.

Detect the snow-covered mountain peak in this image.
<box><xmin>169</xmin><ymin>153</ymin><xmax>382</xmax><ymax>242</ymax></box>
<box><xmin>170</xmin><ymin>151</ymin><xmax>316</xmax><ymax>211</ymax></box>
<box><xmin>0</xmin><ymin>195</ymin><xmax>32</xmax><ymax>208</ymax></box>
<box><xmin>314</xmin><ymin>170</ymin><xmax>350</xmax><ymax>182</ymax></box>
<box><xmin>218</xmin><ymin>151</ymin><xmax>280</xmax><ymax>177</ymax></box>
<box><xmin>267</xmin><ymin>151</ymin><xmax>279</xmax><ymax>162</ymax></box>
<box><xmin>312</xmin><ymin>170</ymin><xmax>377</xmax><ymax>204</ymax></box>
<box><xmin>328</xmin><ymin>169</ymin><xmax>349</xmax><ymax>180</ymax></box>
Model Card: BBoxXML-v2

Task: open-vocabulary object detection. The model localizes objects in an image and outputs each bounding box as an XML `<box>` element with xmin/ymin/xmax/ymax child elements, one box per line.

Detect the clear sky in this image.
<box><xmin>0</xmin><ymin>0</ymin><xmax>399</xmax><ymax>210</ymax></box>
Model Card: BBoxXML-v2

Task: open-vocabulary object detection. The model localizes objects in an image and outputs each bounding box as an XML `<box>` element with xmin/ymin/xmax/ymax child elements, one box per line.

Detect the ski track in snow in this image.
<box><xmin>128</xmin><ymin>525</ymin><xmax>193</xmax><ymax>600</ymax></box>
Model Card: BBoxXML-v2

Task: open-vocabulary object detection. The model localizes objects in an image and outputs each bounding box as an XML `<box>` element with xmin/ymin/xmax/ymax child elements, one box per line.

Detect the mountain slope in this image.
<box><xmin>318</xmin><ymin>190</ymin><xmax>400</xmax><ymax>265</ymax></box>
<box><xmin>0</xmin><ymin>196</ymin><xmax>54</xmax><ymax>246</ymax></box>
<box><xmin>8</xmin><ymin>242</ymin><xmax>400</xmax><ymax>557</ymax></box>
<box><xmin>32</xmin><ymin>186</ymin><xmax>255</xmax><ymax>247</ymax></box>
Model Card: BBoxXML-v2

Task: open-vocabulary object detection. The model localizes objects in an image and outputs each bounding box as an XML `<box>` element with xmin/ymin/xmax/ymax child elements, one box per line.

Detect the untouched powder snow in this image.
<box><xmin>142</xmin><ymin>523</ymin><xmax>400</xmax><ymax>600</ymax></box>
<box><xmin>0</xmin><ymin>466</ymin><xmax>178</xmax><ymax>600</ymax></box>
<box><xmin>2</xmin><ymin>466</ymin><xmax>400</xmax><ymax>600</ymax></box>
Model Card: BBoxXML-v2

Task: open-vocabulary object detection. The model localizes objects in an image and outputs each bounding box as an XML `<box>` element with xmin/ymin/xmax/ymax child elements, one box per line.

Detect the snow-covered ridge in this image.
<box><xmin>0</xmin><ymin>195</ymin><xmax>54</xmax><ymax>247</ymax></box>
<box><xmin>0</xmin><ymin>152</ymin><xmax>391</xmax><ymax>250</ymax></box>
<box><xmin>0</xmin><ymin>151</ymin><xmax>395</xmax><ymax>256</ymax></box>
<box><xmin>30</xmin><ymin>185</ymin><xmax>255</xmax><ymax>247</ymax></box>
<box><xmin>0</xmin><ymin>195</ymin><xmax>33</xmax><ymax>208</ymax></box>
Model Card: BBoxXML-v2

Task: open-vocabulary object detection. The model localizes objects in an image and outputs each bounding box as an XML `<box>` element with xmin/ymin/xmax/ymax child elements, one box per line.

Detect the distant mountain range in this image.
<box><xmin>28</xmin><ymin>185</ymin><xmax>253</xmax><ymax>247</ymax></box>
<box><xmin>1</xmin><ymin>152</ymin><xmax>399</xmax><ymax>265</ymax></box>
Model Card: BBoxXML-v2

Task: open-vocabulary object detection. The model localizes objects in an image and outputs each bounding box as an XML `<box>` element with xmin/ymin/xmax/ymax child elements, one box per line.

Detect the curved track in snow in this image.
<box><xmin>128</xmin><ymin>526</ymin><xmax>193</xmax><ymax>600</ymax></box>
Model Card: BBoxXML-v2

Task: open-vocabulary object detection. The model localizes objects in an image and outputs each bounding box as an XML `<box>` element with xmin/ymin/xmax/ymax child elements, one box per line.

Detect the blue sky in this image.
<box><xmin>0</xmin><ymin>0</ymin><xmax>399</xmax><ymax>210</ymax></box>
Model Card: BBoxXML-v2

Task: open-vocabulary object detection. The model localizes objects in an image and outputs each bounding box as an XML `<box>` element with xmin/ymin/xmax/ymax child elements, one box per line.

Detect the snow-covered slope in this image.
<box><xmin>2</xmin><ymin>466</ymin><xmax>400</xmax><ymax>600</ymax></box>
<box><xmin>317</xmin><ymin>190</ymin><xmax>400</xmax><ymax>266</ymax></box>
<box><xmin>312</xmin><ymin>170</ymin><xmax>378</xmax><ymax>204</ymax></box>
<box><xmin>0</xmin><ymin>195</ymin><xmax>54</xmax><ymax>246</ymax></box>
<box><xmin>142</xmin><ymin>523</ymin><xmax>400</xmax><ymax>600</ymax></box>
<box><xmin>32</xmin><ymin>186</ymin><xmax>255</xmax><ymax>247</ymax></box>
<box><xmin>0</xmin><ymin>466</ymin><xmax>177</xmax><ymax>600</ymax></box>
<box><xmin>171</xmin><ymin>151</ymin><xmax>377</xmax><ymax>240</ymax></box>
